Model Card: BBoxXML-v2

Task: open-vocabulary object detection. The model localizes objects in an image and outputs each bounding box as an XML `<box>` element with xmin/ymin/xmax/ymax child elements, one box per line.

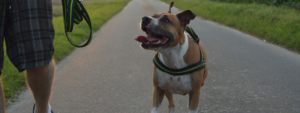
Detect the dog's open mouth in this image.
<box><xmin>135</xmin><ymin>29</ymin><xmax>170</xmax><ymax>49</ymax></box>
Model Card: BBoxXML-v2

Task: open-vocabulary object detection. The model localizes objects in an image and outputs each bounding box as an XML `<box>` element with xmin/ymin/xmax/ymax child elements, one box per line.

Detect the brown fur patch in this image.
<box><xmin>183</xmin><ymin>35</ymin><xmax>208</xmax><ymax>88</ymax></box>
<box><xmin>153</xmin><ymin>13</ymin><xmax>186</xmax><ymax>48</ymax></box>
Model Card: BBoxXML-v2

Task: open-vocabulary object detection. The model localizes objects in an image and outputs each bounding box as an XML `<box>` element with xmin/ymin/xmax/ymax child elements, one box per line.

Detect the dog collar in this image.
<box><xmin>153</xmin><ymin>26</ymin><xmax>206</xmax><ymax>75</ymax></box>
<box><xmin>62</xmin><ymin>0</ymin><xmax>93</xmax><ymax>47</ymax></box>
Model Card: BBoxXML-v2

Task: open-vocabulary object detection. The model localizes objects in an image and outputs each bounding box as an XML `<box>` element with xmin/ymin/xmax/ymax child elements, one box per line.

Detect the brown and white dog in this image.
<box><xmin>135</xmin><ymin>2</ymin><xmax>208</xmax><ymax>113</ymax></box>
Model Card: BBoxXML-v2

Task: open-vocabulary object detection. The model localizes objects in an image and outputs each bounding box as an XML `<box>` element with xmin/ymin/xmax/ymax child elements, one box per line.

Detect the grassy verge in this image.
<box><xmin>2</xmin><ymin>0</ymin><xmax>131</xmax><ymax>105</ymax></box>
<box><xmin>161</xmin><ymin>0</ymin><xmax>300</xmax><ymax>52</ymax></box>
<box><xmin>211</xmin><ymin>0</ymin><xmax>300</xmax><ymax>10</ymax></box>
<box><xmin>211</xmin><ymin>0</ymin><xmax>300</xmax><ymax>4</ymax></box>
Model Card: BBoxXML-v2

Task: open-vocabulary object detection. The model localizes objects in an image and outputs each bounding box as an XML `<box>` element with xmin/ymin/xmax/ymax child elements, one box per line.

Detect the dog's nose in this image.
<box><xmin>142</xmin><ymin>16</ymin><xmax>151</xmax><ymax>22</ymax></box>
<box><xmin>142</xmin><ymin>16</ymin><xmax>152</xmax><ymax>27</ymax></box>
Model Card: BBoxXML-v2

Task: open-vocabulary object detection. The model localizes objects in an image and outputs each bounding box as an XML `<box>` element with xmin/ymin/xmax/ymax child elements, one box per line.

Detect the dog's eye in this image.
<box><xmin>161</xmin><ymin>17</ymin><xmax>170</xmax><ymax>23</ymax></box>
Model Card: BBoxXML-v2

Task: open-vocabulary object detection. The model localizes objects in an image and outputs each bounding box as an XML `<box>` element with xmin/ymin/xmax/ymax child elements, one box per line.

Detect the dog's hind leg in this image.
<box><xmin>165</xmin><ymin>90</ymin><xmax>175</xmax><ymax>113</ymax></box>
<box><xmin>151</xmin><ymin>87</ymin><xmax>165</xmax><ymax>113</ymax></box>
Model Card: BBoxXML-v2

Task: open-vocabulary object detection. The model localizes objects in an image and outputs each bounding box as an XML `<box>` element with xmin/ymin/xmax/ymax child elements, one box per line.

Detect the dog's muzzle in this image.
<box><xmin>141</xmin><ymin>16</ymin><xmax>152</xmax><ymax>31</ymax></box>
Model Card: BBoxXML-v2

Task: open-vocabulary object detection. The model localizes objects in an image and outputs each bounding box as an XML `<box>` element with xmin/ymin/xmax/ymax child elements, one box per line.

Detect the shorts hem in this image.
<box><xmin>17</xmin><ymin>58</ymin><xmax>53</xmax><ymax>72</ymax></box>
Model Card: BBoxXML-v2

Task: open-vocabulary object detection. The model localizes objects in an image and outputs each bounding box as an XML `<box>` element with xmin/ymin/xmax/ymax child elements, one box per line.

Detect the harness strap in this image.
<box><xmin>153</xmin><ymin>51</ymin><xmax>206</xmax><ymax>75</ymax></box>
<box><xmin>153</xmin><ymin>27</ymin><xmax>206</xmax><ymax>75</ymax></box>
<box><xmin>186</xmin><ymin>26</ymin><xmax>199</xmax><ymax>44</ymax></box>
<box><xmin>62</xmin><ymin>0</ymin><xmax>92</xmax><ymax>47</ymax></box>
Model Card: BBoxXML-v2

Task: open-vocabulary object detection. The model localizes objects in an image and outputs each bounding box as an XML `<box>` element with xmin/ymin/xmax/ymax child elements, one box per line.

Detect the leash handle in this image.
<box><xmin>62</xmin><ymin>0</ymin><xmax>92</xmax><ymax>47</ymax></box>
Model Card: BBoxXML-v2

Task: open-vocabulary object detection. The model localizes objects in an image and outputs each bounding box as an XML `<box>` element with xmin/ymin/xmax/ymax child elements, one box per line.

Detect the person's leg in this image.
<box><xmin>0</xmin><ymin>80</ymin><xmax>4</xmax><ymax>113</ymax></box>
<box><xmin>26</xmin><ymin>60</ymin><xmax>55</xmax><ymax>113</ymax></box>
<box><xmin>4</xmin><ymin>0</ymin><xmax>55</xmax><ymax>112</ymax></box>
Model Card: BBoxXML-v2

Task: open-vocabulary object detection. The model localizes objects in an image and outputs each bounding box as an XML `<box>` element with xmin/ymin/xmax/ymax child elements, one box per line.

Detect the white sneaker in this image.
<box><xmin>33</xmin><ymin>104</ymin><xmax>53</xmax><ymax>113</ymax></box>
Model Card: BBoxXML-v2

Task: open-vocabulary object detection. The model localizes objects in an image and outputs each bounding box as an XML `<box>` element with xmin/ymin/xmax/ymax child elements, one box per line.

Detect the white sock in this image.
<box><xmin>34</xmin><ymin>104</ymin><xmax>52</xmax><ymax>113</ymax></box>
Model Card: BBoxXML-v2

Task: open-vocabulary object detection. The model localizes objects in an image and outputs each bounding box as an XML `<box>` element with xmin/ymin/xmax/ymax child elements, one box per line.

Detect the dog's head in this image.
<box><xmin>135</xmin><ymin>1</ymin><xmax>196</xmax><ymax>50</ymax></box>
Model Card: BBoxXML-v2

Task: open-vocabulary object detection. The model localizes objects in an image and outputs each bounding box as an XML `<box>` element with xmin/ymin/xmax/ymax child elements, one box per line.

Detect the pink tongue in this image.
<box><xmin>147</xmin><ymin>37</ymin><xmax>159</xmax><ymax>42</ymax></box>
<box><xmin>135</xmin><ymin>36</ymin><xmax>149</xmax><ymax>43</ymax></box>
<box><xmin>135</xmin><ymin>36</ymin><xmax>159</xmax><ymax>43</ymax></box>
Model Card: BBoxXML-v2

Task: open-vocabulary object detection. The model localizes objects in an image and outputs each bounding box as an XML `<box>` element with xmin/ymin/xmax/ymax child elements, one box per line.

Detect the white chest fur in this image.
<box><xmin>155</xmin><ymin>32</ymin><xmax>192</xmax><ymax>95</ymax></box>
<box><xmin>157</xmin><ymin>69</ymin><xmax>191</xmax><ymax>95</ymax></box>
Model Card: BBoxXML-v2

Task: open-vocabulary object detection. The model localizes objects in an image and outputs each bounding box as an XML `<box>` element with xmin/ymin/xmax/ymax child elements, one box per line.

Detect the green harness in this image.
<box><xmin>153</xmin><ymin>26</ymin><xmax>206</xmax><ymax>75</ymax></box>
<box><xmin>62</xmin><ymin>0</ymin><xmax>93</xmax><ymax>47</ymax></box>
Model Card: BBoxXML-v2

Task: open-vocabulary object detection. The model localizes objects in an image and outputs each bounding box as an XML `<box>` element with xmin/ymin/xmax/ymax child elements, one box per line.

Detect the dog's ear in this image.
<box><xmin>167</xmin><ymin>1</ymin><xmax>174</xmax><ymax>13</ymax></box>
<box><xmin>176</xmin><ymin>10</ymin><xmax>196</xmax><ymax>25</ymax></box>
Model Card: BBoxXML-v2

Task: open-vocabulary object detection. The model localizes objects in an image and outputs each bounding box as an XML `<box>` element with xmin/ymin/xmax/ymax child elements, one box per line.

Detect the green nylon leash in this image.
<box><xmin>62</xmin><ymin>0</ymin><xmax>92</xmax><ymax>47</ymax></box>
<box><xmin>153</xmin><ymin>26</ymin><xmax>206</xmax><ymax>75</ymax></box>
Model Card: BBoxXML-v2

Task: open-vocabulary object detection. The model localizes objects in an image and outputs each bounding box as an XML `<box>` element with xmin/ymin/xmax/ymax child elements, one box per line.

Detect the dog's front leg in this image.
<box><xmin>188</xmin><ymin>89</ymin><xmax>200</xmax><ymax>113</ymax></box>
<box><xmin>151</xmin><ymin>87</ymin><xmax>165</xmax><ymax>113</ymax></box>
<box><xmin>165</xmin><ymin>90</ymin><xmax>175</xmax><ymax>113</ymax></box>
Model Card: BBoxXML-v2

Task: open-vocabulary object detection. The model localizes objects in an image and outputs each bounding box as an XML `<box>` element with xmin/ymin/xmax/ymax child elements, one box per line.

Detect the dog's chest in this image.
<box><xmin>156</xmin><ymin>69</ymin><xmax>192</xmax><ymax>95</ymax></box>
<box><xmin>155</xmin><ymin>32</ymin><xmax>192</xmax><ymax>95</ymax></box>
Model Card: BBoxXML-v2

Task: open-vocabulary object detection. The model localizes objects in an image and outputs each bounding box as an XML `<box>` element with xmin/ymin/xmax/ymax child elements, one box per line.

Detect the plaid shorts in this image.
<box><xmin>0</xmin><ymin>0</ymin><xmax>55</xmax><ymax>74</ymax></box>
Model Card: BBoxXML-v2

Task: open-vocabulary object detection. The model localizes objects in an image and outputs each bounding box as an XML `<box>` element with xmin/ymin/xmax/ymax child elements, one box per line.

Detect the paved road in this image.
<box><xmin>6</xmin><ymin>0</ymin><xmax>300</xmax><ymax>112</ymax></box>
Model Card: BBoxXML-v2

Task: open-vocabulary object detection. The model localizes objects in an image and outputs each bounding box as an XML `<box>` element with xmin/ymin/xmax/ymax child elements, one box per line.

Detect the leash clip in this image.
<box><xmin>78</xmin><ymin>0</ymin><xmax>83</xmax><ymax>3</ymax></box>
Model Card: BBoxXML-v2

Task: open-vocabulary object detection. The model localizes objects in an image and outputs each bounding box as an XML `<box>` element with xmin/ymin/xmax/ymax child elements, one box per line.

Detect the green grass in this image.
<box><xmin>2</xmin><ymin>0</ymin><xmax>131</xmax><ymax>104</ymax></box>
<box><xmin>211</xmin><ymin>0</ymin><xmax>300</xmax><ymax>4</ymax></box>
<box><xmin>211</xmin><ymin>0</ymin><xmax>300</xmax><ymax>10</ymax></box>
<box><xmin>161</xmin><ymin>0</ymin><xmax>300</xmax><ymax>52</ymax></box>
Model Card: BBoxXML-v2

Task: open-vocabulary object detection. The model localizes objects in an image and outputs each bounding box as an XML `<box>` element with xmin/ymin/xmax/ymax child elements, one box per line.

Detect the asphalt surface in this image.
<box><xmin>6</xmin><ymin>0</ymin><xmax>300</xmax><ymax>112</ymax></box>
